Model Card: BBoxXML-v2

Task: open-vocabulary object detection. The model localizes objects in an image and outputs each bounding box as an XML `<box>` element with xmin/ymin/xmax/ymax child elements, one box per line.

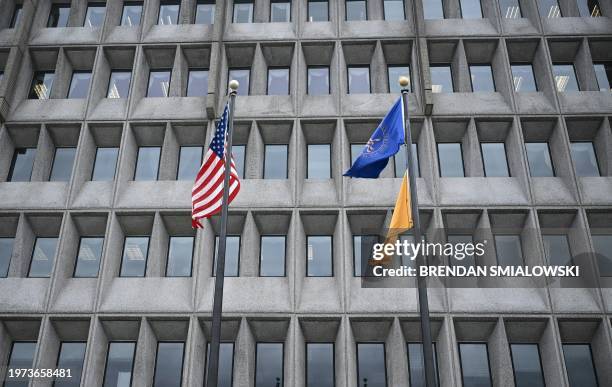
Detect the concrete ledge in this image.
<box><xmin>115</xmin><ymin>181</ymin><xmax>192</xmax><ymax>209</ymax></box>
<box><xmin>340</xmin><ymin>20</ymin><xmax>415</xmax><ymax>39</ymax></box>
<box><xmin>424</xmin><ymin>18</ymin><xmax>498</xmax><ymax>37</ymax></box>
<box><xmin>130</xmin><ymin>97</ymin><xmax>207</xmax><ymax>120</ymax></box>
<box><xmin>103</xmin><ymin>26</ymin><xmax>141</xmax><ymax>44</ymax></box>
<box><xmin>0</xmin><ymin>279</ymin><xmax>49</xmax><ymax>313</ymax></box>
<box><xmin>232</xmin><ymin>179</ymin><xmax>294</xmax><ymax>208</ymax></box>
<box><xmin>514</xmin><ymin>92</ymin><xmax>557</xmax><ymax>114</ymax></box>
<box><xmin>578</xmin><ymin>177</ymin><xmax>612</xmax><ymax>205</ymax></box>
<box><xmin>299</xmin><ymin>179</ymin><xmax>339</xmax><ymax>207</ymax></box>
<box><xmin>11</xmin><ymin>99</ymin><xmax>87</xmax><ymax>121</ymax></box>
<box><xmin>542</xmin><ymin>17</ymin><xmax>612</xmax><ymax>35</ymax></box>
<box><xmin>49</xmin><ymin>278</ymin><xmax>98</xmax><ymax>313</ymax></box>
<box><xmin>448</xmin><ymin>288</ymin><xmax>550</xmax><ymax>313</ymax></box>
<box><xmin>233</xmin><ymin>95</ymin><xmax>295</xmax><ymax>118</ymax></box>
<box><xmin>142</xmin><ymin>24</ymin><xmax>214</xmax><ymax>43</ymax></box>
<box><xmin>431</xmin><ymin>92</ymin><xmax>512</xmax><ymax>115</ymax></box>
<box><xmin>29</xmin><ymin>27</ymin><xmax>101</xmax><ymax>46</ymax></box>
<box><xmin>297</xmin><ymin>277</ymin><xmax>342</xmax><ymax>312</ymax></box>
<box><xmin>531</xmin><ymin>177</ymin><xmax>577</xmax><ymax>205</ymax></box>
<box><xmin>87</xmin><ymin>98</ymin><xmax>128</xmax><ymax>121</ymax></box>
<box><xmin>71</xmin><ymin>181</ymin><xmax>115</xmax><ymax>209</ymax></box>
<box><xmin>0</xmin><ymin>182</ymin><xmax>69</xmax><ymax>209</ymax></box>
<box><xmin>438</xmin><ymin>177</ymin><xmax>529</xmax><ymax>206</ymax></box>
<box><xmin>197</xmin><ymin>277</ymin><xmax>292</xmax><ymax>313</ymax></box>
<box><xmin>224</xmin><ymin>23</ymin><xmax>297</xmax><ymax>41</ymax></box>
<box><xmin>342</xmin><ymin>93</ymin><xmax>420</xmax><ymax>117</ymax></box>
<box><xmin>99</xmin><ymin>277</ymin><xmax>193</xmax><ymax>313</ymax></box>
<box><xmin>558</xmin><ymin>92</ymin><xmax>612</xmax><ymax>114</ymax></box>
<box><xmin>344</xmin><ymin>177</ymin><xmax>433</xmax><ymax>207</ymax></box>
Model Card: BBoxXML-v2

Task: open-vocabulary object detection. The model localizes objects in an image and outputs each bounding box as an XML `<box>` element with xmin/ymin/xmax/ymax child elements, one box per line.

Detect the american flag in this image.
<box><xmin>191</xmin><ymin>104</ymin><xmax>240</xmax><ymax>228</ymax></box>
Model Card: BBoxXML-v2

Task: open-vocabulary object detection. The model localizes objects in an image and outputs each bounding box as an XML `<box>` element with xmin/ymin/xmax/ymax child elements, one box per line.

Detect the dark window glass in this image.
<box><xmin>571</xmin><ymin>142</ymin><xmax>600</xmax><ymax>177</ymax></box>
<box><xmin>74</xmin><ymin>237</ymin><xmax>104</xmax><ymax>278</ymax></box>
<box><xmin>538</xmin><ymin>0</ymin><xmax>562</xmax><ymax>17</ymax></box>
<box><xmin>29</xmin><ymin>71</ymin><xmax>55</xmax><ymax>99</ymax></box>
<box><xmin>10</xmin><ymin>5</ymin><xmax>23</xmax><ymax>28</ymax></box>
<box><xmin>232</xmin><ymin>145</ymin><xmax>246</xmax><ymax>178</ymax></box>
<box><xmin>388</xmin><ymin>65</ymin><xmax>410</xmax><ymax>93</ymax></box>
<box><xmin>166</xmin><ymin>236</ymin><xmax>193</xmax><ymax>277</ymax></box>
<box><xmin>213</xmin><ymin>235</ymin><xmax>240</xmax><ymax>276</ymax></box>
<box><xmin>348</xmin><ymin>66</ymin><xmax>370</xmax><ymax>94</ymax></box>
<box><xmin>543</xmin><ymin>234</ymin><xmax>572</xmax><ymax>266</ymax></box>
<box><xmin>84</xmin><ymin>4</ymin><xmax>106</xmax><ymax>27</ymax></box>
<box><xmin>481</xmin><ymin>143</ymin><xmax>509</xmax><ymax>177</ymax></box>
<box><xmin>430</xmin><ymin>65</ymin><xmax>453</xmax><ymax>93</ymax></box>
<box><xmin>353</xmin><ymin>235</ymin><xmax>377</xmax><ymax>276</ymax></box>
<box><xmin>460</xmin><ymin>0</ymin><xmax>482</xmax><ymax>18</ymax></box>
<box><xmin>264</xmin><ymin>145</ymin><xmax>288</xmax><ymax>179</ymax></box>
<box><xmin>103</xmin><ymin>342</ymin><xmax>136</xmax><ymax>387</ymax></box>
<box><xmin>593</xmin><ymin>235</ymin><xmax>612</xmax><ymax>276</ymax></box>
<box><xmin>351</xmin><ymin>143</ymin><xmax>366</xmax><ymax>164</ymax></box>
<box><xmin>307</xmin><ymin>144</ymin><xmax>331</xmax><ymax>179</ymax></box>
<box><xmin>153</xmin><ymin>342</ymin><xmax>184</xmax><ymax>387</ymax></box>
<box><xmin>448</xmin><ymin>235</ymin><xmax>475</xmax><ymax>266</ymax></box>
<box><xmin>593</xmin><ymin>63</ymin><xmax>612</xmax><ymax>92</ymax></box>
<box><xmin>384</xmin><ymin>0</ymin><xmax>405</xmax><ymax>20</ymax></box>
<box><xmin>195</xmin><ymin>0</ymin><xmax>215</xmax><ymax>24</ymax></box>
<box><xmin>177</xmin><ymin>146</ymin><xmax>203</xmax><ymax>180</ymax></box>
<box><xmin>306</xmin><ymin>343</ymin><xmax>334</xmax><ymax>387</ymax></box>
<box><xmin>120</xmin><ymin>236</ymin><xmax>149</xmax><ymax>277</ymax></box>
<box><xmin>121</xmin><ymin>2</ymin><xmax>143</xmax><ymax>26</ymax></box>
<box><xmin>0</xmin><ymin>238</ymin><xmax>13</xmax><ymax>277</ymax></box>
<box><xmin>308</xmin><ymin>0</ymin><xmax>329</xmax><ymax>21</ymax></box>
<box><xmin>470</xmin><ymin>65</ymin><xmax>495</xmax><ymax>92</ymax></box>
<box><xmin>50</xmin><ymin>147</ymin><xmax>76</xmax><ymax>182</ymax></box>
<box><xmin>271</xmin><ymin>0</ymin><xmax>291</xmax><ymax>22</ymax></box>
<box><xmin>55</xmin><ymin>342</ymin><xmax>87</xmax><ymax>387</ymax></box>
<box><xmin>260</xmin><ymin>236</ymin><xmax>286</xmax><ymax>276</ymax></box>
<box><xmin>5</xmin><ymin>342</ymin><xmax>36</xmax><ymax>387</ymax></box>
<box><xmin>134</xmin><ymin>147</ymin><xmax>161</xmax><ymax>181</ymax></box>
<box><xmin>187</xmin><ymin>70</ymin><xmax>209</xmax><ymax>97</ymax></box>
<box><xmin>268</xmin><ymin>68</ymin><xmax>290</xmax><ymax>95</ymax></box>
<box><xmin>307</xmin><ymin>236</ymin><xmax>332</xmax><ymax>276</ymax></box>
<box><xmin>346</xmin><ymin>0</ymin><xmax>367</xmax><ymax>20</ymax></box>
<box><xmin>92</xmin><ymin>147</ymin><xmax>119</xmax><ymax>181</ymax></box>
<box><xmin>553</xmin><ymin>64</ymin><xmax>579</xmax><ymax>92</ymax></box>
<box><xmin>158</xmin><ymin>2</ymin><xmax>180</xmax><ymax>24</ymax></box>
<box><xmin>147</xmin><ymin>70</ymin><xmax>171</xmax><ymax>97</ymax></box>
<box><xmin>525</xmin><ymin>142</ymin><xmax>554</xmax><ymax>177</ymax></box>
<box><xmin>577</xmin><ymin>0</ymin><xmax>602</xmax><ymax>17</ymax></box>
<box><xmin>562</xmin><ymin>344</ymin><xmax>598</xmax><ymax>387</ymax></box>
<box><xmin>459</xmin><ymin>343</ymin><xmax>492</xmax><ymax>387</ymax></box>
<box><xmin>29</xmin><ymin>237</ymin><xmax>58</xmax><ymax>277</ymax></box>
<box><xmin>394</xmin><ymin>143</ymin><xmax>419</xmax><ymax>178</ymax></box>
<box><xmin>228</xmin><ymin>69</ymin><xmax>250</xmax><ymax>95</ymax></box>
<box><xmin>233</xmin><ymin>0</ymin><xmax>254</xmax><ymax>22</ymax></box>
<box><xmin>494</xmin><ymin>235</ymin><xmax>523</xmax><ymax>267</ymax></box>
<box><xmin>423</xmin><ymin>0</ymin><xmax>444</xmax><ymax>19</ymax></box>
<box><xmin>48</xmin><ymin>4</ymin><xmax>70</xmax><ymax>27</ymax></box>
<box><xmin>68</xmin><ymin>72</ymin><xmax>92</xmax><ymax>99</ymax></box>
<box><xmin>0</xmin><ymin>72</ymin><xmax>3</xmax><ymax>83</ymax></box>
<box><xmin>437</xmin><ymin>143</ymin><xmax>464</xmax><ymax>177</ymax></box>
<box><xmin>357</xmin><ymin>343</ymin><xmax>386</xmax><ymax>387</ymax></box>
<box><xmin>107</xmin><ymin>71</ymin><xmax>132</xmax><ymax>98</ymax></box>
<box><xmin>255</xmin><ymin>343</ymin><xmax>283</xmax><ymax>387</ymax></box>
<box><xmin>500</xmin><ymin>0</ymin><xmax>521</xmax><ymax>18</ymax></box>
<box><xmin>205</xmin><ymin>343</ymin><xmax>234</xmax><ymax>387</ymax></box>
<box><xmin>511</xmin><ymin>64</ymin><xmax>538</xmax><ymax>92</ymax></box>
<box><xmin>8</xmin><ymin>148</ymin><xmax>36</xmax><ymax>182</ymax></box>
<box><xmin>510</xmin><ymin>344</ymin><xmax>545</xmax><ymax>387</ymax></box>
<box><xmin>407</xmin><ymin>342</ymin><xmax>439</xmax><ymax>387</ymax></box>
<box><xmin>308</xmin><ymin>66</ymin><xmax>330</xmax><ymax>95</ymax></box>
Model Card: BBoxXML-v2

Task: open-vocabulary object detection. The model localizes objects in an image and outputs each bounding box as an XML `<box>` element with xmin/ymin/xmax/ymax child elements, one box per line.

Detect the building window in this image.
<box><xmin>166</xmin><ymin>236</ymin><xmax>194</xmax><ymax>277</ymax></box>
<box><xmin>29</xmin><ymin>237</ymin><xmax>58</xmax><ymax>277</ymax></box>
<box><xmin>10</xmin><ymin>4</ymin><xmax>23</xmax><ymax>28</ymax></box>
<box><xmin>351</xmin><ymin>143</ymin><xmax>365</xmax><ymax>164</ymax></box>
<box><xmin>353</xmin><ymin>235</ymin><xmax>377</xmax><ymax>276</ymax></box>
<box><xmin>423</xmin><ymin>0</ymin><xmax>444</xmax><ymax>19</ymax></box>
<box><xmin>153</xmin><ymin>342</ymin><xmax>184</xmax><ymax>387</ymax></box>
<box><xmin>68</xmin><ymin>71</ymin><xmax>92</xmax><ymax>99</ymax></box>
<box><xmin>543</xmin><ymin>234</ymin><xmax>572</xmax><ymax>266</ymax></box>
<box><xmin>121</xmin><ymin>2</ymin><xmax>143</xmax><ymax>26</ymax></box>
<box><xmin>307</xmin><ymin>144</ymin><xmax>331</xmax><ymax>179</ymax></box>
<box><xmin>92</xmin><ymin>147</ymin><xmax>119</xmax><ymax>181</ymax></box>
<box><xmin>56</xmin><ymin>342</ymin><xmax>87</xmax><ymax>386</ymax></box>
<box><xmin>187</xmin><ymin>70</ymin><xmax>209</xmax><ymax>97</ymax></box>
<box><xmin>510</xmin><ymin>344</ymin><xmax>546</xmax><ymax>387</ymax></box>
<box><xmin>260</xmin><ymin>236</ymin><xmax>286</xmax><ymax>276</ymax></box>
<box><xmin>0</xmin><ymin>238</ymin><xmax>13</xmax><ymax>277</ymax></box>
<box><xmin>437</xmin><ymin>143</ymin><xmax>465</xmax><ymax>177</ymax></box>
<box><xmin>388</xmin><ymin>65</ymin><xmax>410</xmax><ymax>93</ymax></box>
<box><xmin>306</xmin><ymin>235</ymin><xmax>332</xmax><ymax>277</ymax></box>
<box><xmin>255</xmin><ymin>343</ymin><xmax>284</xmax><ymax>387</ymax></box>
<box><xmin>346</xmin><ymin>0</ymin><xmax>367</xmax><ymax>20</ymax></box>
<box><xmin>267</xmin><ymin>68</ymin><xmax>290</xmax><ymax>95</ymax></box>
<box><xmin>308</xmin><ymin>0</ymin><xmax>329</xmax><ymax>21</ymax></box>
<box><xmin>553</xmin><ymin>64</ymin><xmax>580</xmax><ymax>91</ymax></box>
<box><xmin>213</xmin><ymin>235</ymin><xmax>240</xmax><ymax>276</ymax></box>
<box><xmin>394</xmin><ymin>143</ymin><xmax>419</xmax><ymax>178</ymax></box>
<box><xmin>120</xmin><ymin>236</ymin><xmax>150</xmax><ymax>277</ymax></box>
<box><xmin>460</xmin><ymin>0</ymin><xmax>483</xmax><ymax>18</ymax></box>
<box><xmin>357</xmin><ymin>343</ymin><xmax>387</xmax><ymax>387</ymax></box>
<box><xmin>571</xmin><ymin>142</ymin><xmax>600</xmax><ymax>177</ymax></box>
<box><xmin>538</xmin><ymin>0</ymin><xmax>562</xmax><ymax>17</ymax></box>
<box><xmin>525</xmin><ymin>142</ymin><xmax>554</xmax><ymax>177</ymax></box>
<box><xmin>594</xmin><ymin>63</ymin><xmax>612</xmax><ymax>92</ymax></box>
<box><xmin>8</xmin><ymin>148</ymin><xmax>36</xmax><ymax>182</ymax></box>
<box><xmin>306</xmin><ymin>343</ymin><xmax>334</xmax><ymax>387</ymax></box>
<box><xmin>347</xmin><ymin>66</ymin><xmax>370</xmax><ymax>94</ymax></box>
<box><xmin>107</xmin><ymin>70</ymin><xmax>132</xmax><ymax>98</ymax></box>
<box><xmin>177</xmin><ymin>146</ymin><xmax>202</xmax><ymax>180</ymax></box>
<box><xmin>147</xmin><ymin>70</ymin><xmax>171</xmax><ymax>97</ymax></box>
<box><xmin>308</xmin><ymin>66</ymin><xmax>330</xmax><ymax>95</ymax></box>
<box><xmin>74</xmin><ymin>237</ymin><xmax>104</xmax><ymax>277</ymax></box>
<box><xmin>384</xmin><ymin>0</ymin><xmax>405</xmax><ymax>20</ymax></box>
<box><xmin>84</xmin><ymin>3</ymin><xmax>106</xmax><ymax>27</ymax></box>
<box><xmin>459</xmin><ymin>343</ymin><xmax>492</xmax><ymax>387</ymax></box>
<box><xmin>430</xmin><ymin>65</ymin><xmax>453</xmax><ymax>93</ymax></box>
<box><xmin>271</xmin><ymin>0</ymin><xmax>291</xmax><ymax>22</ymax></box>
<box><xmin>407</xmin><ymin>342</ymin><xmax>439</xmax><ymax>387</ymax></box>
<box><xmin>232</xmin><ymin>145</ymin><xmax>246</xmax><ymax>178</ymax></box>
<box><xmin>134</xmin><ymin>147</ymin><xmax>161</xmax><ymax>181</ymax></box>
<box><xmin>577</xmin><ymin>0</ymin><xmax>601</xmax><ymax>17</ymax></box>
<box><xmin>233</xmin><ymin>0</ymin><xmax>254</xmax><ymax>23</ymax></box>
<box><xmin>593</xmin><ymin>234</ymin><xmax>612</xmax><ymax>276</ymax></box>
<box><xmin>500</xmin><ymin>0</ymin><xmax>521</xmax><ymax>18</ymax></box>
<box><xmin>195</xmin><ymin>0</ymin><xmax>215</xmax><ymax>24</ymax></box>
<box><xmin>264</xmin><ymin>144</ymin><xmax>288</xmax><ymax>179</ymax></box>
<box><xmin>103</xmin><ymin>342</ymin><xmax>136</xmax><ymax>387</ymax></box>
<box><xmin>481</xmin><ymin>142</ymin><xmax>509</xmax><ymax>177</ymax></box>
<box><xmin>6</xmin><ymin>342</ymin><xmax>37</xmax><ymax>384</ymax></box>
<box><xmin>48</xmin><ymin>4</ymin><xmax>71</xmax><ymax>27</ymax></box>
<box><xmin>469</xmin><ymin>65</ymin><xmax>495</xmax><ymax>92</ymax></box>
<box><xmin>205</xmin><ymin>342</ymin><xmax>234</xmax><ymax>387</ymax></box>
<box><xmin>562</xmin><ymin>344</ymin><xmax>599</xmax><ymax>387</ymax></box>
<box><xmin>158</xmin><ymin>1</ymin><xmax>180</xmax><ymax>25</ymax></box>
<box><xmin>494</xmin><ymin>235</ymin><xmax>523</xmax><ymax>266</ymax></box>
<box><xmin>511</xmin><ymin>64</ymin><xmax>538</xmax><ymax>92</ymax></box>
<box><xmin>29</xmin><ymin>71</ymin><xmax>55</xmax><ymax>99</ymax></box>
<box><xmin>448</xmin><ymin>235</ymin><xmax>475</xmax><ymax>266</ymax></box>
<box><xmin>228</xmin><ymin>68</ymin><xmax>250</xmax><ymax>95</ymax></box>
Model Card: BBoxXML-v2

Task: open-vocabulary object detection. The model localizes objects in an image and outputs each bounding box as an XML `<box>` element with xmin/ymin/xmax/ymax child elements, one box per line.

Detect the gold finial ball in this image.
<box><xmin>398</xmin><ymin>76</ymin><xmax>410</xmax><ymax>88</ymax></box>
<box><xmin>229</xmin><ymin>80</ymin><xmax>240</xmax><ymax>91</ymax></box>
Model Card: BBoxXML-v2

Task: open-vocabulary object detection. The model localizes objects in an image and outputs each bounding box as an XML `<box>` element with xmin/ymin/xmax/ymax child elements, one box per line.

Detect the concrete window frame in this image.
<box><xmin>565</xmin><ymin>117</ymin><xmax>611</xmax><ymax>178</ymax></box>
<box><xmin>0</xmin><ymin>318</ymin><xmax>41</xmax><ymax>382</ymax></box>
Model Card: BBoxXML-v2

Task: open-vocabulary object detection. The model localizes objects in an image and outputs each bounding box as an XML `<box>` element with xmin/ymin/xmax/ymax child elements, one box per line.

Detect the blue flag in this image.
<box><xmin>344</xmin><ymin>97</ymin><xmax>405</xmax><ymax>178</ymax></box>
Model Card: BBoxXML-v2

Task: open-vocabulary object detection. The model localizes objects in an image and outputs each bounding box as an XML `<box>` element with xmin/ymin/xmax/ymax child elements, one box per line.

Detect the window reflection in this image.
<box><xmin>384</xmin><ymin>0</ymin><xmax>405</xmax><ymax>20</ymax></box>
<box><xmin>469</xmin><ymin>65</ymin><xmax>495</xmax><ymax>92</ymax></box>
<box><xmin>543</xmin><ymin>234</ymin><xmax>572</xmax><ymax>266</ymax></box>
<box><xmin>460</xmin><ymin>0</ymin><xmax>483</xmax><ymax>18</ymax></box>
<box><xmin>68</xmin><ymin>72</ymin><xmax>92</xmax><ymax>99</ymax></box>
<box><xmin>232</xmin><ymin>145</ymin><xmax>246</xmax><ymax>178</ymax></box>
<box><xmin>5</xmin><ymin>342</ymin><xmax>37</xmax><ymax>387</ymax></box>
<box><xmin>92</xmin><ymin>147</ymin><xmax>119</xmax><ymax>181</ymax></box>
<box><xmin>407</xmin><ymin>342</ymin><xmax>440</xmax><ymax>387</ymax></box>
<box><xmin>308</xmin><ymin>0</ymin><xmax>329</xmax><ymax>21</ymax></box>
<box><xmin>228</xmin><ymin>69</ymin><xmax>250</xmax><ymax>95</ymax></box>
<box><xmin>48</xmin><ymin>4</ymin><xmax>70</xmax><ymax>27</ymax></box>
<box><xmin>357</xmin><ymin>343</ymin><xmax>387</xmax><ymax>387</ymax></box>
<box><xmin>481</xmin><ymin>143</ymin><xmax>509</xmax><ymax>177</ymax></box>
<box><xmin>562</xmin><ymin>344</ymin><xmax>599</xmax><ymax>387</ymax></box>
<box><xmin>103</xmin><ymin>342</ymin><xmax>136</xmax><ymax>387</ymax></box>
<box><xmin>348</xmin><ymin>66</ymin><xmax>370</xmax><ymax>94</ymax></box>
<box><xmin>423</xmin><ymin>0</ymin><xmax>444</xmax><ymax>19</ymax></box>
<box><xmin>307</xmin><ymin>235</ymin><xmax>332</xmax><ymax>276</ymax></box>
<box><xmin>74</xmin><ymin>237</ymin><xmax>104</xmax><ymax>277</ymax></box>
<box><xmin>394</xmin><ymin>143</ymin><xmax>419</xmax><ymax>178</ymax></box>
<box><xmin>306</xmin><ymin>343</ymin><xmax>334</xmax><ymax>387</ymax></box>
<box><xmin>346</xmin><ymin>0</ymin><xmax>367</xmax><ymax>20</ymax></box>
<box><xmin>353</xmin><ymin>235</ymin><xmax>377</xmax><ymax>276</ymax></box>
<box><xmin>448</xmin><ymin>235</ymin><xmax>475</xmax><ymax>266</ymax></box>
<box><xmin>178</xmin><ymin>146</ymin><xmax>202</xmax><ymax>180</ymax></box>
<box><xmin>267</xmin><ymin>68</ymin><xmax>290</xmax><ymax>95</ymax></box>
<box><xmin>264</xmin><ymin>145</ymin><xmax>288</xmax><ymax>178</ymax></box>
<box><xmin>205</xmin><ymin>343</ymin><xmax>234</xmax><ymax>387</ymax></box>
<box><xmin>121</xmin><ymin>2</ymin><xmax>143</xmax><ymax>26</ymax></box>
<box><xmin>147</xmin><ymin>70</ymin><xmax>171</xmax><ymax>97</ymax></box>
<box><xmin>166</xmin><ymin>236</ymin><xmax>193</xmax><ymax>277</ymax></box>
<box><xmin>307</xmin><ymin>144</ymin><xmax>331</xmax><ymax>179</ymax></box>
<box><xmin>29</xmin><ymin>237</ymin><xmax>58</xmax><ymax>277</ymax></box>
<box><xmin>511</xmin><ymin>64</ymin><xmax>538</xmax><ymax>92</ymax></box>
<box><xmin>255</xmin><ymin>343</ymin><xmax>284</xmax><ymax>387</ymax></box>
<box><xmin>525</xmin><ymin>142</ymin><xmax>554</xmax><ymax>177</ymax></box>
<box><xmin>134</xmin><ymin>147</ymin><xmax>161</xmax><ymax>181</ymax></box>
<box><xmin>500</xmin><ymin>0</ymin><xmax>521</xmax><ymax>18</ymax></box>
<box><xmin>593</xmin><ymin>234</ymin><xmax>612</xmax><ymax>276</ymax></box>
<box><xmin>510</xmin><ymin>344</ymin><xmax>546</xmax><ymax>387</ymax></box>
<box><xmin>213</xmin><ymin>235</ymin><xmax>240</xmax><ymax>276</ymax></box>
<box><xmin>308</xmin><ymin>66</ymin><xmax>329</xmax><ymax>95</ymax></box>
<box><xmin>260</xmin><ymin>236</ymin><xmax>286</xmax><ymax>276</ymax></box>
<box><xmin>8</xmin><ymin>148</ymin><xmax>36</xmax><ymax>182</ymax></box>
<box><xmin>195</xmin><ymin>0</ymin><xmax>215</xmax><ymax>24</ymax></box>
<box><xmin>0</xmin><ymin>238</ymin><xmax>14</xmax><ymax>277</ymax></box>
<box><xmin>430</xmin><ymin>65</ymin><xmax>453</xmax><ymax>93</ymax></box>
<box><xmin>10</xmin><ymin>5</ymin><xmax>23</xmax><ymax>28</ymax></box>
<box><xmin>271</xmin><ymin>0</ymin><xmax>291</xmax><ymax>22</ymax></box>
<box><xmin>437</xmin><ymin>143</ymin><xmax>464</xmax><ymax>177</ymax></box>
<box><xmin>459</xmin><ymin>343</ymin><xmax>492</xmax><ymax>387</ymax></box>
<box><xmin>120</xmin><ymin>236</ymin><xmax>149</xmax><ymax>277</ymax></box>
<box><xmin>538</xmin><ymin>0</ymin><xmax>562</xmax><ymax>17</ymax></box>
<box><xmin>553</xmin><ymin>64</ymin><xmax>579</xmax><ymax>92</ymax></box>
<box><xmin>55</xmin><ymin>342</ymin><xmax>87</xmax><ymax>387</ymax></box>
<box><xmin>593</xmin><ymin>63</ymin><xmax>612</xmax><ymax>92</ymax></box>
<box><xmin>153</xmin><ymin>342</ymin><xmax>184</xmax><ymax>387</ymax></box>
<box><xmin>29</xmin><ymin>71</ymin><xmax>55</xmax><ymax>100</ymax></box>
<box><xmin>233</xmin><ymin>0</ymin><xmax>254</xmax><ymax>22</ymax></box>
<box><xmin>570</xmin><ymin>142</ymin><xmax>600</xmax><ymax>177</ymax></box>
<box><xmin>158</xmin><ymin>2</ymin><xmax>180</xmax><ymax>25</ymax></box>
<box><xmin>187</xmin><ymin>70</ymin><xmax>209</xmax><ymax>97</ymax></box>
<box><xmin>84</xmin><ymin>3</ymin><xmax>106</xmax><ymax>27</ymax></box>
<box><xmin>388</xmin><ymin>65</ymin><xmax>410</xmax><ymax>93</ymax></box>
<box><xmin>107</xmin><ymin>71</ymin><xmax>132</xmax><ymax>98</ymax></box>
<box><xmin>577</xmin><ymin>0</ymin><xmax>601</xmax><ymax>17</ymax></box>
<box><xmin>50</xmin><ymin>147</ymin><xmax>76</xmax><ymax>182</ymax></box>
<box><xmin>494</xmin><ymin>235</ymin><xmax>523</xmax><ymax>266</ymax></box>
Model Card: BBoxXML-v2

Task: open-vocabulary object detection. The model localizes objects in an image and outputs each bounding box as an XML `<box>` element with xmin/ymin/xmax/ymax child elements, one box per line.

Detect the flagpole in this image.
<box><xmin>399</xmin><ymin>76</ymin><xmax>436</xmax><ymax>387</ymax></box>
<box><xmin>206</xmin><ymin>80</ymin><xmax>238</xmax><ymax>387</ymax></box>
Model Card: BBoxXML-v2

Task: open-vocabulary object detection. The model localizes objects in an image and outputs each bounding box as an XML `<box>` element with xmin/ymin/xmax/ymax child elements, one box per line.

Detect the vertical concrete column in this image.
<box><xmin>32</xmin><ymin>124</ymin><xmax>54</xmax><ymax>182</ymax></box>
<box><xmin>487</xmin><ymin>318</ymin><xmax>514</xmax><ymax>387</ymax></box>
<box><xmin>241</xmin><ymin>212</ymin><xmax>260</xmax><ymax>277</ymax></box>
<box><xmin>206</xmin><ymin>42</ymin><xmax>220</xmax><ymax>119</ymax></box>
<box><xmin>453</xmin><ymin>40</ymin><xmax>471</xmax><ymax>93</ymax></box>
<box><xmin>575</xmin><ymin>38</ymin><xmax>599</xmax><ymax>91</ymax></box>
<box><xmin>159</xmin><ymin>122</ymin><xmax>179</xmax><ymax>180</ymax></box>
<box><xmin>233</xmin><ymin>317</ymin><xmax>256</xmax><ymax>387</ymax></box>
<box><xmin>147</xmin><ymin>212</ymin><xmax>169</xmax><ymax>277</ymax></box>
<box><xmin>385</xmin><ymin>318</ymin><xmax>410</xmax><ymax>387</ymax></box>
<box><xmin>463</xmin><ymin>118</ymin><xmax>484</xmax><ymax>177</ymax></box>
<box><xmin>8</xmin><ymin>213</ymin><xmax>34</xmax><ymax>278</ymax></box>
<box><xmin>245</xmin><ymin>120</ymin><xmax>263</xmax><ymax>179</ymax></box>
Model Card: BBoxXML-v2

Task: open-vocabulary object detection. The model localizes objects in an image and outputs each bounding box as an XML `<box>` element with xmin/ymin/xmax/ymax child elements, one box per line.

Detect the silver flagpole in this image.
<box><xmin>206</xmin><ymin>80</ymin><xmax>239</xmax><ymax>387</ymax></box>
<box><xmin>399</xmin><ymin>76</ymin><xmax>436</xmax><ymax>387</ymax></box>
